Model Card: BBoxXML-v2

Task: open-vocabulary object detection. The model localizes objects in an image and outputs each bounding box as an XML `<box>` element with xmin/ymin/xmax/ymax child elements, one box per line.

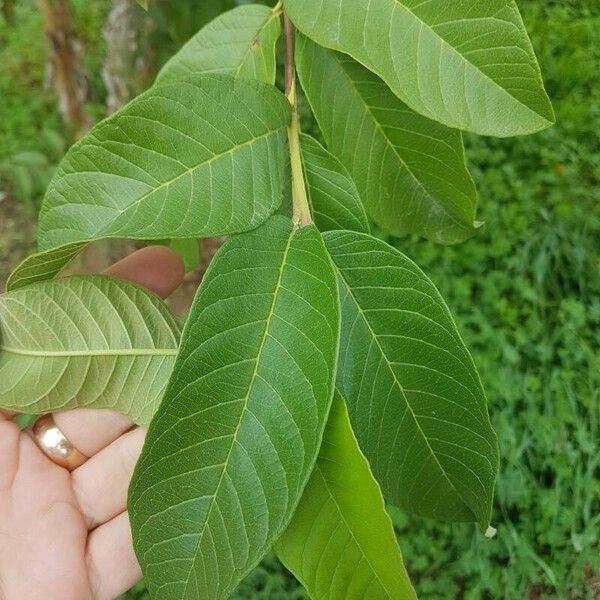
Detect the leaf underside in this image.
<box><xmin>297</xmin><ymin>37</ymin><xmax>479</xmax><ymax>244</ymax></box>
<box><xmin>285</xmin><ymin>0</ymin><xmax>554</xmax><ymax>137</ymax></box>
<box><xmin>300</xmin><ymin>133</ymin><xmax>370</xmax><ymax>235</ymax></box>
<box><xmin>129</xmin><ymin>216</ymin><xmax>339</xmax><ymax>600</ymax></box>
<box><xmin>5</xmin><ymin>241</ymin><xmax>86</xmax><ymax>291</ymax></box>
<box><xmin>0</xmin><ymin>276</ymin><xmax>180</xmax><ymax>424</ymax></box>
<box><xmin>324</xmin><ymin>230</ymin><xmax>498</xmax><ymax>530</ymax></box>
<box><xmin>156</xmin><ymin>4</ymin><xmax>281</xmax><ymax>86</ymax></box>
<box><xmin>276</xmin><ymin>391</ymin><xmax>417</xmax><ymax>600</ymax></box>
<box><xmin>36</xmin><ymin>74</ymin><xmax>290</xmax><ymax>249</ymax></box>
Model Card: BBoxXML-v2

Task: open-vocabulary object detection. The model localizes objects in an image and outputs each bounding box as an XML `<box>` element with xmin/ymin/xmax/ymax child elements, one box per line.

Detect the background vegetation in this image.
<box><xmin>0</xmin><ymin>0</ymin><xmax>598</xmax><ymax>598</ymax></box>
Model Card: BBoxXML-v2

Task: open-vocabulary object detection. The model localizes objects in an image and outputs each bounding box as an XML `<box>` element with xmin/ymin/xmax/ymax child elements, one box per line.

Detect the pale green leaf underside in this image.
<box><xmin>38</xmin><ymin>74</ymin><xmax>291</xmax><ymax>252</ymax></box>
<box><xmin>300</xmin><ymin>134</ymin><xmax>370</xmax><ymax>234</ymax></box>
<box><xmin>276</xmin><ymin>391</ymin><xmax>417</xmax><ymax>600</ymax></box>
<box><xmin>0</xmin><ymin>276</ymin><xmax>180</xmax><ymax>425</ymax></box>
<box><xmin>6</xmin><ymin>242</ymin><xmax>86</xmax><ymax>291</ymax></box>
<box><xmin>297</xmin><ymin>38</ymin><xmax>479</xmax><ymax>244</ymax></box>
<box><xmin>285</xmin><ymin>0</ymin><xmax>554</xmax><ymax>137</ymax></box>
<box><xmin>157</xmin><ymin>4</ymin><xmax>282</xmax><ymax>86</ymax></box>
<box><xmin>324</xmin><ymin>231</ymin><xmax>498</xmax><ymax>530</ymax></box>
<box><xmin>129</xmin><ymin>216</ymin><xmax>339</xmax><ymax>600</ymax></box>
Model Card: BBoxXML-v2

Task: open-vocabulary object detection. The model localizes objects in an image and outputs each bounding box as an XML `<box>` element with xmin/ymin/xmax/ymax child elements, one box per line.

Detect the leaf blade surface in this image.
<box><xmin>276</xmin><ymin>391</ymin><xmax>417</xmax><ymax>600</ymax></box>
<box><xmin>324</xmin><ymin>230</ymin><xmax>498</xmax><ymax>529</ymax></box>
<box><xmin>297</xmin><ymin>39</ymin><xmax>479</xmax><ymax>244</ymax></box>
<box><xmin>157</xmin><ymin>4</ymin><xmax>281</xmax><ymax>86</ymax></box>
<box><xmin>129</xmin><ymin>216</ymin><xmax>340</xmax><ymax>600</ymax></box>
<box><xmin>300</xmin><ymin>134</ymin><xmax>369</xmax><ymax>234</ymax></box>
<box><xmin>0</xmin><ymin>276</ymin><xmax>180</xmax><ymax>424</ymax></box>
<box><xmin>285</xmin><ymin>0</ymin><xmax>554</xmax><ymax>136</ymax></box>
<box><xmin>38</xmin><ymin>74</ymin><xmax>290</xmax><ymax>251</ymax></box>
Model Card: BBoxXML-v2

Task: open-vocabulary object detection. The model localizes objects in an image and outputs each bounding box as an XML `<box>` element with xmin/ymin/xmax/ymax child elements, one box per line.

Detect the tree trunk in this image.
<box><xmin>102</xmin><ymin>0</ymin><xmax>148</xmax><ymax>114</ymax></box>
<box><xmin>39</xmin><ymin>0</ymin><xmax>90</xmax><ymax>136</ymax></box>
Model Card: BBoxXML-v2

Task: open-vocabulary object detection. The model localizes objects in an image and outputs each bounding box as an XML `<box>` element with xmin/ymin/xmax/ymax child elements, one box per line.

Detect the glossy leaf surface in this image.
<box><xmin>297</xmin><ymin>38</ymin><xmax>479</xmax><ymax>244</ymax></box>
<box><xmin>157</xmin><ymin>4</ymin><xmax>281</xmax><ymax>86</ymax></box>
<box><xmin>0</xmin><ymin>276</ymin><xmax>180</xmax><ymax>424</ymax></box>
<box><xmin>285</xmin><ymin>0</ymin><xmax>554</xmax><ymax>136</ymax></box>
<box><xmin>325</xmin><ymin>230</ymin><xmax>498</xmax><ymax>530</ymax></box>
<box><xmin>129</xmin><ymin>216</ymin><xmax>339</xmax><ymax>600</ymax></box>
<box><xmin>38</xmin><ymin>74</ymin><xmax>290</xmax><ymax>251</ymax></box>
<box><xmin>276</xmin><ymin>391</ymin><xmax>417</xmax><ymax>600</ymax></box>
<box><xmin>300</xmin><ymin>134</ymin><xmax>369</xmax><ymax>234</ymax></box>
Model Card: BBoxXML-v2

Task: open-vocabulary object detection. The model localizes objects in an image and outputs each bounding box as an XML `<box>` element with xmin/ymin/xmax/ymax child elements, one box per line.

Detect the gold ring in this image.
<box><xmin>30</xmin><ymin>414</ymin><xmax>88</xmax><ymax>471</ymax></box>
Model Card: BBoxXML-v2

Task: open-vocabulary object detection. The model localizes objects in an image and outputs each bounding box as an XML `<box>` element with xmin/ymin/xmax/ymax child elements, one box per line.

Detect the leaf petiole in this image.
<box><xmin>284</xmin><ymin>13</ymin><xmax>312</xmax><ymax>228</ymax></box>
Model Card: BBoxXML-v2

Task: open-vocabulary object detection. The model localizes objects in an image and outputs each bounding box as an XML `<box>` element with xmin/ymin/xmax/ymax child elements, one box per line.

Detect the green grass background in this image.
<box><xmin>0</xmin><ymin>1</ymin><xmax>598</xmax><ymax>598</ymax></box>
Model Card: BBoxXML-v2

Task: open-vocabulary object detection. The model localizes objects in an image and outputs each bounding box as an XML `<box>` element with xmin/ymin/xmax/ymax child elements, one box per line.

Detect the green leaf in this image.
<box><xmin>136</xmin><ymin>0</ymin><xmax>148</xmax><ymax>9</ymax></box>
<box><xmin>324</xmin><ymin>230</ymin><xmax>498</xmax><ymax>530</ymax></box>
<box><xmin>129</xmin><ymin>216</ymin><xmax>340</xmax><ymax>600</ymax></box>
<box><xmin>38</xmin><ymin>74</ymin><xmax>291</xmax><ymax>252</ymax></box>
<box><xmin>169</xmin><ymin>238</ymin><xmax>200</xmax><ymax>273</ymax></box>
<box><xmin>6</xmin><ymin>242</ymin><xmax>86</xmax><ymax>291</ymax></box>
<box><xmin>0</xmin><ymin>276</ymin><xmax>180</xmax><ymax>424</ymax></box>
<box><xmin>297</xmin><ymin>38</ymin><xmax>479</xmax><ymax>244</ymax></box>
<box><xmin>157</xmin><ymin>4</ymin><xmax>282</xmax><ymax>86</ymax></box>
<box><xmin>300</xmin><ymin>134</ymin><xmax>370</xmax><ymax>234</ymax></box>
<box><xmin>276</xmin><ymin>391</ymin><xmax>417</xmax><ymax>600</ymax></box>
<box><xmin>285</xmin><ymin>0</ymin><xmax>554</xmax><ymax>137</ymax></box>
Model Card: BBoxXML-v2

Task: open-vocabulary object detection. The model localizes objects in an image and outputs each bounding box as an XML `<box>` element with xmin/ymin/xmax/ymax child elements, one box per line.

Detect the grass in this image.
<box><xmin>0</xmin><ymin>1</ymin><xmax>598</xmax><ymax>598</ymax></box>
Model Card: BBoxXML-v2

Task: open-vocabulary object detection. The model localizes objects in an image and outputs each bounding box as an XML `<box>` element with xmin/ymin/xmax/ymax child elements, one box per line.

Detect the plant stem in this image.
<box><xmin>283</xmin><ymin>13</ymin><xmax>312</xmax><ymax>228</ymax></box>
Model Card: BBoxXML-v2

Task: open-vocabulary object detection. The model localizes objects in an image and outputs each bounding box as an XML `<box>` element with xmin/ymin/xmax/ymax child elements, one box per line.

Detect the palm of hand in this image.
<box><xmin>0</xmin><ymin>420</ymin><xmax>95</xmax><ymax>600</ymax></box>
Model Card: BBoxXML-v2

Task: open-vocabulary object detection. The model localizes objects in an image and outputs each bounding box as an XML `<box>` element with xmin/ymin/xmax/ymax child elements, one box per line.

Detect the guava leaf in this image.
<box><xmin>37</xmin><ymin>74</ymin><xmax>290</xmax><ymax>252</ymax></box>
<box><xmin>157</xmin><ymin>4</ymin><xmax>282</xmax><ymax>86</ymax></box>
<box><xmin>0</xmin><ymin>276</ymin><xmax>180</xmax><ymax>424</ymax></box>
<box><xmin>6</xmin><ymin>242</ymin><xmax>86</xmax><ymax>291</ymax></box>
<box><xmin>129</xmin><ymin>216</ymin><xmax>339</xmax><ymax>600</ymax></box>
<box><xmin>324</xmin><ymin>230</ymin><xmax>498</xmax><ymax>530</ymax></box>
<box><xmin>276</xmin><ymin>391</ymin><xmax>417</xmax><ymax>600</ymax></box>
<box><xmin>297</xmin><ymin>38</ymin><xmax>479</xmax><ymax>244</ymax></box>
<box><xmin>285</xmin><ymin>0</ymin><xmax>554</xmax><ymax>137</ymax></box>
<box><xmin>300</xmin><ymin>134</ymin><xmax>369</xmax><ymax>234</ymax></box>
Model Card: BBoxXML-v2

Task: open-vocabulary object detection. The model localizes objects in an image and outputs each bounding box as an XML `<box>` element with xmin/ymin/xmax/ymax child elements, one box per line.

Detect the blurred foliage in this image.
<box><xmin>0</xmin><ymin>0</ymin><xmax>598</xmax><ymax>598</ymax></box>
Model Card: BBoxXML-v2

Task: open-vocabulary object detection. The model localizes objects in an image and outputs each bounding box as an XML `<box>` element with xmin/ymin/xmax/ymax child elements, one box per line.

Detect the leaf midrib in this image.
<box><xmin>0</xmin><ymin>346</ymin><xmax>178</xmax><ymax>357</ymax></box>
<box><xmin>183</xmin><ymin>230</ymin><xmax>295</xmax><ymax>596</ymax></box>
<box><xmin>335</xmin><ymin>268</ymin><xmax>475</xmax><ymax>521</ymax></box>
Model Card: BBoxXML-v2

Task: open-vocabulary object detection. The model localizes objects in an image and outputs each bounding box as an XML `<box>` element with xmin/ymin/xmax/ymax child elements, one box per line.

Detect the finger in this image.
<box><xmin>104</xmin><ymin>245</ymin><xmax>185</xmax><ymax>299</ymax></box>
<box><xmin>86</xmin><ymin>512</ymin><xmax>142</xmax><ymax>600</ymax></box>
<box><xmin>72</xmin><ymin>427</ymin><xmax>145</xmax><ymax>529</ymax></box>
<box><xmin>53</xmin><ymin>409</ymin><xmax>133</xmax><ymax>459</ymax></box>
<box><xmin>52</xmin><ymin>246</ymin><xmax>184</xmax><ymax>457</ymax></box>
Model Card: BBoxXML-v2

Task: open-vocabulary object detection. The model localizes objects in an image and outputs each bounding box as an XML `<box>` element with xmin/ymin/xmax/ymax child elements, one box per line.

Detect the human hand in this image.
<box><xmin>0</xmin><ymin>247</ymin><xmax>184</xmax><ymax>600</ymax></box>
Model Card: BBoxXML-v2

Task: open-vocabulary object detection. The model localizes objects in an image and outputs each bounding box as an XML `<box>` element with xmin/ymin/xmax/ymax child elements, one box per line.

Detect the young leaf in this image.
<box><xmin>300</xmin><ymin>134</ymin><xmax>370</xmax><ymax>234</ymax></box>
<box><xmin>129</xmin><ymin>216</ymin><xmax>340</xmax><ymax>600</ymax></box>
<box><xmin>157</xmin><ymin>4</ymin><xmax>282</xmax><ymax>86</ymax></box>
<box><xmin>297</xmin><ymin>38</ymin><xmax>479</xmax><ymax>244</ymax></box>
<box><xmin>284</xmin><ymin>0</ymin><xmax>554</xmax><ymax>137</ymax></box>
<box><xmin>6</xmin><ymin>242</ymin><xmax>86</xmax><ymax>291</ymax></box>
<box><xmin>0</xmin><ymin>276</ymin><xmax>180</xmax><ymax>424</ymax></box>
<box><xmin>324</xmin><ymin>230</ymin><xmax>498</xmax><ymax>531</ymax></box>
<box><xmin>38</xmin><ymin>74</ymin><xmax>291</xmax><ymax>252</ymax></box>
<box><xmin>276</xmin><ymin>391</ymin><xmax>417</xmax><ymax>600</ymax></box>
